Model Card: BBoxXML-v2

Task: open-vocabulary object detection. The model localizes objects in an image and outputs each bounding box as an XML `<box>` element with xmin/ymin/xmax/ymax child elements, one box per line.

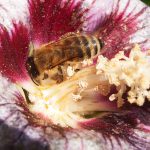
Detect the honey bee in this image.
<box><xmin>26</xmin><ymin>33</ymin><xmax>103</xmax><ymax>85</ymax></box>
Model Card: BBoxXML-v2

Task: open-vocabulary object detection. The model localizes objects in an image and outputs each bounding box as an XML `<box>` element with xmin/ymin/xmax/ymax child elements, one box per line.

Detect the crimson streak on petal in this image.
<box><xmin>0</xmin><ymin>23</ymin><xmax>30</xmax><ymax>83</ymax></box>
<box><xmin>84</xmin><ymin>0</ymin><xmax>148</xmax><ymax>59</ymax></box>
<box><xmin>28</xmin><ymin>0</ymin><xmax>95</xmax><ymax>46</ymax></box>
<box><xmin>79</xmin><ymin>103</ymin><xmax>150</xmax><ymax>149</ymax></box>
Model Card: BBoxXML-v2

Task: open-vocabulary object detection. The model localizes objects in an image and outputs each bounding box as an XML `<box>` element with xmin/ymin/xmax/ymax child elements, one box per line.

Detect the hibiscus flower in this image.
<box><xmin>0</xmin><ymin>0</ymin><xmax>149</xmax><ymax>149</ymax></box>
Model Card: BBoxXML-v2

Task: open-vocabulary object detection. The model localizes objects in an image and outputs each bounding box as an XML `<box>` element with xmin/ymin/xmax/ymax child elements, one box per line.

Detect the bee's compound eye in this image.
<box><xmin>26</xmin><ymin>57</ymin><xmax>40</xmax><ymax>79</ymax></box>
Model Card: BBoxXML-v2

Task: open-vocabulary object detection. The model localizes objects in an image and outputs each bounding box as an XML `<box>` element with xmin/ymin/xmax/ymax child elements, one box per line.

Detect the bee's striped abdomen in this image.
<box><xmin>72</xmin><ymin>34</ymin><xmax>102</xmax><ymax>59</ymax></box>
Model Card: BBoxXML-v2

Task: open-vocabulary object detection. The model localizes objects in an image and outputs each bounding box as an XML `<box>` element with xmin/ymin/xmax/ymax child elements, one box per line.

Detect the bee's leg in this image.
<box><xmin>42</xmin><ymin>72</ymin><xmax>49</xmax><ymax>80</ymax></box>
<box><xmin>51</xmin><ymin>65</ymin><xmax>64</xmax><ymax>84</ymax></box>
<box><xmin>57</xmin><ymin>65</ymin><xmax>64</xmax><ymax>83</ymax></box>
<box><xmin>65</xmin><ymin>60</ymin><xmax>82</xmax><ymax>72</ymax></box>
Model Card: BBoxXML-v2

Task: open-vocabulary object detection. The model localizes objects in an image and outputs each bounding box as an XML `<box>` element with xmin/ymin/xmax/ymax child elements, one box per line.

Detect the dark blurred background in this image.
<box><xmin>142</xmin><ymin>0</ymin><xmax>150</xmax><ymax>5</ymax></box>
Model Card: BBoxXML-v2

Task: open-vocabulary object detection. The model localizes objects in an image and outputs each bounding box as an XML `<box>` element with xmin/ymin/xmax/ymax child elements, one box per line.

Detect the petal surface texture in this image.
<box><xmin>0</xmin><ymin>0</ymin><xmax>150</xmax><ymax>150</ymax></box>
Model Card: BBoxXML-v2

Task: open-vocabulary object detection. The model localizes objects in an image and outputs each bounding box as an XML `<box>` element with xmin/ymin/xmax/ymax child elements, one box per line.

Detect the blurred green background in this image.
<box><xmin>142</xmin><ymin>0</ymin><xmax>150</xmax><ymax>5</ymax></box>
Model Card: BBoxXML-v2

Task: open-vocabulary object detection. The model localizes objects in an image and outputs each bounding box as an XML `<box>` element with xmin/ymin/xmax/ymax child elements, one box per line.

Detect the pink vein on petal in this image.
<box><xmin>100</xmin><ymin>3</ymin><xmax>146</xmax><ymax>58</ymax></box>
<box><xmin>100</xmin><ymin>0</ymin><xmax>148</xmax><ymax>58</ymax></box>
<box><xmin>83</xmin><ymin>0</ymin><xmax>149</xmax><ymax>59</ymax></box>
<box><xmin>0</xmin><ymin>22</ymin><xmax>30</xmax><ymax>83</ymax></box>
<box><xmin>78</xmin><ymin>104</ymin><xmax>150</xmax><ymax>149</ymax></box>
<box><xmin>28</xmin><ymin>0</ymin><xmax>95</xmax><ymax>46</ymax></box>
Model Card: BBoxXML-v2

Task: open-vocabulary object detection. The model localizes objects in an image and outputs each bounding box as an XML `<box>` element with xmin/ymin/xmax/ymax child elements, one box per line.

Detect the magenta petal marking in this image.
<box><xmin>28</xmin><ymin>0</ymin><xmax>94</xmax><ymax>46</ymax></box>
<box><xmin>102</xmin><ymin>6</ymin><xmax>148</xmax><ymax>57</ymax></box>
<box><xmin>83</xmin><ymin>0</ymin><xmax>149</xmax><ymax>59</ymax></box>
<box><xmin>100</xmin><ymin>1</ymin><xmax>148</xmax><ymax>58</ymax></box>
<box><xmin>79</xmin><ymin>103</ymin><xmax>150</xmax><ymax>149</ymax></box>
<box><xmin>0</xmin><ymin>22</ymin><xmax>30</xmax><ymax>83</ymax></box>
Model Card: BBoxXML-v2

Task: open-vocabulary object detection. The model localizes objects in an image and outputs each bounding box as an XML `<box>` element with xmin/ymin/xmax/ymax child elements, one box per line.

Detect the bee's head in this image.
<box><xmin>26</xmin><ymin>56</ymin><xmax>40</xmax><ymax>84</ymax></box>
